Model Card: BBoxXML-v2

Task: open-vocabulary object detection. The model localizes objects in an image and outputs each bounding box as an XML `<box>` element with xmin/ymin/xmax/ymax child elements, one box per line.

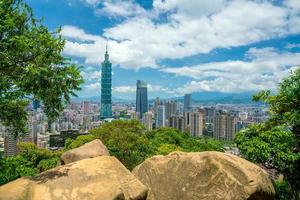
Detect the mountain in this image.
<box><xmin>160</xmin><ymin>91</ymin><xmax>258</xmax><ymax>104</ymax></box>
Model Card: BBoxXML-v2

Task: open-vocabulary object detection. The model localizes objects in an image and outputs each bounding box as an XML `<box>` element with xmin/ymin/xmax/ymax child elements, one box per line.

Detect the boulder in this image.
<box><xmin>61</xmin><ymin>139</ymin><xmax>109</xmax><ymax>164</ymax></box>
<box><xmin>0</xmin><ymin>156</ymin><xmax>148</xmax><ymax>200</ymax></box>
<box><xmin>132</xmin><ymin>151</ymin><xmax>275</xmax><ymax>200</ymax></box>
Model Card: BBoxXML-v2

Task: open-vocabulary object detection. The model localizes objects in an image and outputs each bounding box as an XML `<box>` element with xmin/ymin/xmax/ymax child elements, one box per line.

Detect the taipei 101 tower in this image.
<box><xmin>100</xmin><ymin>45</ymin><xmax>112</xmax><ymax>118</ymax></box>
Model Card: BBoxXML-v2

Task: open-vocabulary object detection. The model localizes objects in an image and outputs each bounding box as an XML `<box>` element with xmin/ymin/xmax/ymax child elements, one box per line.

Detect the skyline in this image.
<box><xmin>25</xmin><ymin>0</ymin><xmax>300</xmax><ymax>99</ymax></box>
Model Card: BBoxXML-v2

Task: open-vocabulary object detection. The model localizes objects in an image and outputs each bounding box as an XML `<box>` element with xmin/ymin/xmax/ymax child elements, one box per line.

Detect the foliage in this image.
<box><xmin>0</xmin><ymin>0</ymin><xmax>83</xmax><ymax>136</ymax></box>
<box><xmin>67</xmin><ymin>120</ymin><xmax>225</xmax><ymax>170</ymax></box>
<box><xmin>0</xmin><ymin>142</ymin><xmax>61</xmax><ymax>185</ymax></box>
<box><xmin>275</xmin><ymin>180</ymin><xmax>294</xmax><ymax>200</ymax></box>
<box><xmin>146</xmin><ymin>127</ymin><xmax>224</xmax><ymax>154</ymax></box>
<box><xmin>64</xmin><ymin>134</ymin><xmax>96</xmax><ymax>150</ymax></box>
<box><xmin>90</xmin><ymin>120</ymin><xmax>151</xmax><ymax>170</ymax></box>
<box><xmin>236</xmin><ymin>67</ymin><xmax>300</xmax><ymax>199</ymax></box>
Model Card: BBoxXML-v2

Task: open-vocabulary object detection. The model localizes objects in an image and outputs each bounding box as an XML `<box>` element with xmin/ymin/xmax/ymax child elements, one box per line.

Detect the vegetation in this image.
<box><xmin>66</xmin><ymin>120</ymin><xmax>225</xmax><ymax>170</ymax></box>
<box><xmin>0</xmin><ymin>0</ymin><xmax>83</xmax><ymax>137</ymax></box>
<box><xmin>0</xmin><ymin>142</ymin><xmax>61</xmax><ymax>185</ymax></box>
<box><xmin>235</xmin><ymin>67</ymin><xmax>300</xmax><ymax>200</ymax></box>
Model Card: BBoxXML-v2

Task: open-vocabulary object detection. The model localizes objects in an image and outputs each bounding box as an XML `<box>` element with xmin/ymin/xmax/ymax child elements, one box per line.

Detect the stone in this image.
<box><xmin>132</xmin><ymin>151</ymin><xmax>275</xmax><ymax>200</ymax></box>
<box><xmin>0</xmin><ymin>156</ymin><xmax>148</xmax><ymax>200</ymax></box>
<box><xmin>61</xmin><ymin>139</ymin><xmax>109</xmax><ymax>164</ymax></box>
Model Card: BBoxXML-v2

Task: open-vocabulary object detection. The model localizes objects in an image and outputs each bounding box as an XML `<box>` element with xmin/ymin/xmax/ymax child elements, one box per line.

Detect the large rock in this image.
<box><xmin>132</xmin><ymin>151</ymin><xmax>275</xmax><ymax>200</ymax></box>
<box><xmin>0</xmin><ymin>156</ymin><xmax>148</xmax><ymax>200</ymax></box>
<box><xmin>61</xmin><ymin>139</ymin><xmax>109</xmax><ymax>164</ymax></box>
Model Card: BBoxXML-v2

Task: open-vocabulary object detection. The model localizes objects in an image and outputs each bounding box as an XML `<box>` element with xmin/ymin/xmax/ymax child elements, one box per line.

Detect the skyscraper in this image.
<box><xmin>156</xmin><ymin>105</ymin><xmax>165</xmax><ymax>128</ymax></box>
<box><xmin>101</xmin><ymin>46</ymin><xmax>112</xmax><ymax>118</ymax></box>
<box><xmin>136</xmin><ymin>80</ymin><xmax>148</xmax><ymax>119</ymax></box>
<box><xmin>184</xmin><ymin>94</ymin><xmax>192</xmax><ymax>111</ymax></box>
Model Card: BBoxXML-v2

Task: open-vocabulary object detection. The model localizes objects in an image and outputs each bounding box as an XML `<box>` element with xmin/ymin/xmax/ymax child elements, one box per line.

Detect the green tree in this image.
<box><xmin>0</xmin><ymin>142</ymin><xmax>61</xmax><ymax>185</ymax></box>
<box><xmin>235</xmin><ymin>67</ymin><xmax>300</xmax><ymax>199</ymax></box>
<box><xmin>90</xmin><ymin>120</ymin><xmax>151</xmax><ymax>170</ymax></box>
<box><xmin>0</xmin><ymin>0</ymin><xmax>83</xmax><ymax>136</ymax></box>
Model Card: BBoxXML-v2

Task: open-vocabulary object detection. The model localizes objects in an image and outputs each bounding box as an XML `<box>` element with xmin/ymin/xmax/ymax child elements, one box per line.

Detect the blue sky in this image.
<box><xmin>25</xmin><ymin>0</ymin><xmax>300</xmax><ymax>99</ymax></box>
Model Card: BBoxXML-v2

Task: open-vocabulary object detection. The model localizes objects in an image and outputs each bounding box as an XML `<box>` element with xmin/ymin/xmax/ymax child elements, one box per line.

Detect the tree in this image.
<box><xmin>0</xmin><ymin>0</ymin><xmax>83</xmax><ymax>136</ymax></box>
<box><xmin>90</xmin><ymin>120</ymin><xmax>151</xmax><ymax>170</ymax></box>
<box><xmin>235</xmin><ymin>67</ymin><xmax>300</xmax><ymax>200</ymax></box>
<box><xmin>0</xmin><ymin>142</ymin><xmax>61</xmax><ymax>185</ymax></box>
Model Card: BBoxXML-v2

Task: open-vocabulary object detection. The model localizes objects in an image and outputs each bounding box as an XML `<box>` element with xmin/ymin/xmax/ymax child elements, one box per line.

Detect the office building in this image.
<box><xmin>101</xmin><ymin>46</ymin><xmax>112</xmax><ymax>118</ymax></box>
<box><xmin>136</xmin><ymin>80</ymin><xmax>148</xmax><ymax>119</ymax></box>
<box><xmin>156</xmin><ymin>105</ymin><xmax>165</xmax><ymax>128</ymax></box>
<box><xmin>184</xmin><ymin>94</ymin><xmax>192</xmax><ymax>111</ymax></box>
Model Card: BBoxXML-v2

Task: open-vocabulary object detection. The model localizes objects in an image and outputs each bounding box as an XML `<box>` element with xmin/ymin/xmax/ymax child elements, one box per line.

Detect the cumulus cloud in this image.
<box><xmin>85</xmin><ymin>82</ymin><xmax>100</xmax><ymax>90</ymax></box>
<box><xmin>81</xmin><ymin>71</ymin><xmax>101</xmax><ymax>81</ymax></box>
<box><xmin>61</xmin><ymin>0</ymin><xmax>300</xmax><ymax>70</ymax></box>
<box><xmin>161</xmin><ymin>48</ymin><xmax>300</xmax><ymax>94</ymax></box>
<box><xmin>61</xmin><ymin>25</ymin><xmax>102</xmax><ymax>42</ymax></box>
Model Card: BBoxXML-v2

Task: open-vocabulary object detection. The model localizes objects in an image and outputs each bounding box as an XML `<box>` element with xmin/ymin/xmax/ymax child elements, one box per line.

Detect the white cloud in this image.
<box><xmin>81</xmin><ymin>71</ymin><xmax>101</xmax><ymax>81</ymax></box>
<box><xmin>161</xmin><ymin>48</ymin><xmax>300</xmax><ymax>94</ymax></box>
<box><xmin>62</xmin><ymin>0</ymin><xmax>300</xmax><ymax>70</ymax></box>
<box><xmin>61</xmin><ymin>25</ymin><xmax>102</xmax><ymax>42</ymax></box>
<box><xmin>113</xmin><ymin>85</ymin><xmax>135</xmax><ymax>93</ymax></box>
<box><xmin>286</xmin><ymin>43</ymin><xmax>300</xmax><ymax>49</ymax></box>
<box><xmin>85</xmin><ymin>82</ymin><xmax>100</xmax><ymax>90</ymax></box>
<box><xmin>95</xmin><ymin>0</ymin><xmax>146</xmax><ymax>17</ymax></box>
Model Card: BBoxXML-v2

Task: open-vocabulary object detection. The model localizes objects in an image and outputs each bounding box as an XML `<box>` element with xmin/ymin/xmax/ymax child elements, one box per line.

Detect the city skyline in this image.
<box><xmin>24</xmin><ymin>0</ymin><xmax>300</xmax><ymax>99</ymax></box>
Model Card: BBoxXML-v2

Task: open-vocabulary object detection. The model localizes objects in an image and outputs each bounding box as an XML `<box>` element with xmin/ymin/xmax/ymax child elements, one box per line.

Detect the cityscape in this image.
<box><xmin>0</xmin><ymin>48</ymin><xmax>269</xmax><ymax>156</ymax></box>
<box><xmin>0</xmin><ymin>0</ymin><xmax>299</xmax><ymax>199</ymax></box>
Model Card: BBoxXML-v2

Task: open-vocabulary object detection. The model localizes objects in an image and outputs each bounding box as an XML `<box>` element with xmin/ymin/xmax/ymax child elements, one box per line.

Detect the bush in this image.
<box><xmin>0</xmin><ymin>142</ymin><xmax>61</xmax><ymax>185</ymax></box>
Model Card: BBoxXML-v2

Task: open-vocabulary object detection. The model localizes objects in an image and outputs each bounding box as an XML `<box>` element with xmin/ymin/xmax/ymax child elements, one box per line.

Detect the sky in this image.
<box><xmin>25</xmin><ymin>0</ymin><xmax>300</xmax><ymax>99</ymax></box>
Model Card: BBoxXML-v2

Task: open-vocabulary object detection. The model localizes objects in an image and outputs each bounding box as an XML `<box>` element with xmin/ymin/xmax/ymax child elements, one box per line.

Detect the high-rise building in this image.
<box><xmin>204</xmin><ymin>107</ymin><xmax>215</xmax><ymax>123</ymax></box>
<box><xmin>4</xmin><ymin>134</ymin><xmax>17</xmax><ymax>157</ymax></box>
<box><xmin>214</xmin><ymin>111</ymin><xmax>226</xmax><ymax>140</ymax></box>
<box><xmin>136</xmin><ymin>80</ymin><xmax>148</xmax><ymax>119</ymax></box>
<box><xmin>83</xmin><ymin>101</ymin><xmax>90</xmax><ymax>114</ymax></box>
<box><xmin>214</xmin><ymin>111</ymin><xmax>237</xmax><ymax>141</ymax></box>
<box><xmin>101</xmin><ymin>46</ymin><xmax>112</xmax><ymax>118</ymax></box>
<box><xmin>165</xmin><ymin>101</ymin><xmax>177</xmax><ymax>119</ymax></box>
<box><xmin>169</xmin><ymin>115</ymin><xmax>185</xmax><ymax>132</ymax></box>
<box><xmin>225</xmin><ymin>113</ymin><xmax>238</xmax><ymax>141</ymax></box>
<box><xmin>142</xmin><ymin>111</ymin><xmax>153</xmax><ymax>130</ymax></box>
<box><xmin>156</xmin><ymin>105</ymin><xmax>165</xmax><ymax>128</ymax></box>
<box><xmin>190</xmin><ymin>110</ymin><xmax>204</xmax><ymax>137</ymax></box>
<box><xmin>184</xmin><ymin>94</ymin><xmax>192</xmax><ymax>111</ymax></box>
<box><xmin>154</xmin><ymin>97</ymin><xmax>160</xmax><ymax>114</ymax></box>
<box><xmin>183</xmin><ymin>111</ymin><xmax>191</xmax><ymax>132</ymax></box>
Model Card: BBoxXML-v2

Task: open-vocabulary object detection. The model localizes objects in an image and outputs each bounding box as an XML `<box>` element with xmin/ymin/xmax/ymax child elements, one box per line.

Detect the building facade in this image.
<box><xmin>156</xmin><ymin>105</ymin><xmax>165</xmax><ymax>128</ymax></box>
<box><xmin>101</xmin><ymin>47</ymin><xmax>112</xmax><ymax>118</ymax></box>
<box><xmin>190</xmin><ymin>110</ymin><xmax>204</xmax><ymax>137</ymax></box>
<box><xmin>136</xmin><ymin>80</ymin><xmax>148</xmax><ymax>119</ymax></box>
<box><xmin>184</xmin><ymin>94</ymin><xmax>192</xmax><ymax>111</ymax></box>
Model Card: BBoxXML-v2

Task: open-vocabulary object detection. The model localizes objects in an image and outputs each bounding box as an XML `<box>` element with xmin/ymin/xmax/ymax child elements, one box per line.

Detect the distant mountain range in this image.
<box><xmin>73</xmin><ymin>91</ymin><xmax>259</xmax><ymax>104</ymax></box>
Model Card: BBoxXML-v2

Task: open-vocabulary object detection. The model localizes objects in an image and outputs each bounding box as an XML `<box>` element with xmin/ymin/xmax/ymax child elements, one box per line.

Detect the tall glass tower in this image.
<box><xmin>100</xmin><ymin>46</ymin><xmax>112</xmax><ymax>118</ymax></box>
<box><xmin>136</xmin><ymin>80</ymin><xmax>148</xmax><ymax>119</ymax></box>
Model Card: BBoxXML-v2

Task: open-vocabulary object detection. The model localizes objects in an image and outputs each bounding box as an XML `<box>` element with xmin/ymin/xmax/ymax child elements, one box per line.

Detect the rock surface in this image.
<box><xmin>132</xmin><ymin>151</ymin><xmax>275</xmax><ymax>200</ymax></box>
<box><xmin>61</xmin><ymin>139</ymin><xmax>109</xmax><ymax>164</ymax></box>
<box><xmin>0</xmin><ymin>156</ymin><xmax>148</xmax><ymax>200</ymax></box>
